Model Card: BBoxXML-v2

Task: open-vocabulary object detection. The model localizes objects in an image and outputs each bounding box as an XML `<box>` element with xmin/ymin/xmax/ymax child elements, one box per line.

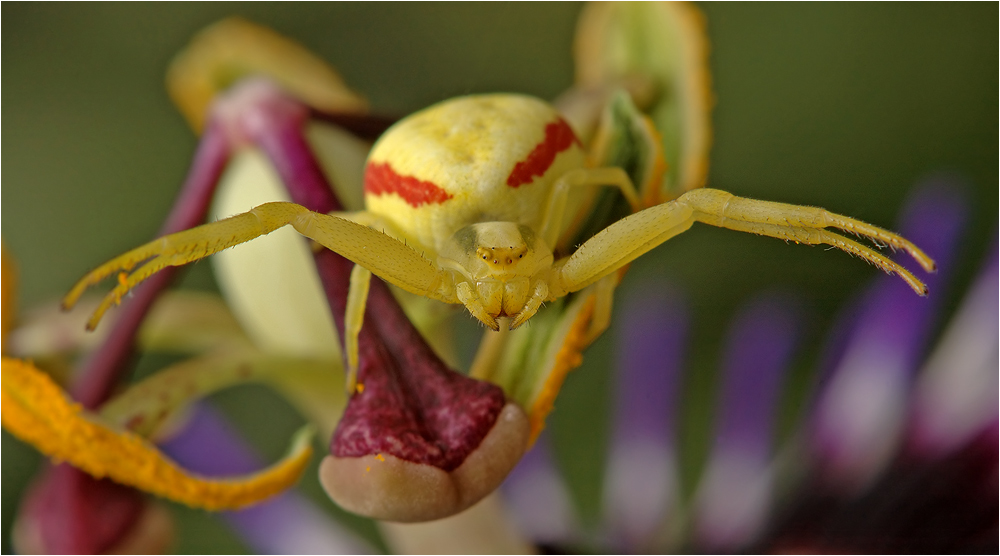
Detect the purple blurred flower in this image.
<box><xmin>502</xmin><ymin>435</ymin><xmax>580</xmax><ymax>547</ymax></box>
<box><xmin>501</xmin><ymin>179</ymin><xmax>997</xmax><ymax>553</ymax></box>
<box><xmin>160</xmin><ymin>403</ymin><xmax>373</xmax><ymax>554</ymax></box>
<box><xmin>693</xmin><ymin>292</ymin><xmax>802</xmax><ymax>550</ymax></box>
<box><xmin>602</xmin><ymin>282</ymin><xmax>688</xmax><ymax>550</ymax></box>
<box><xmin>909</xmin><ymin>240</ymin><xmax>998</xmax><ymax>458</ymax></box>
<box><xmin>811</xmin><ymin>178</ymin><xmax>968</xmax><ymax>491</ymax></box>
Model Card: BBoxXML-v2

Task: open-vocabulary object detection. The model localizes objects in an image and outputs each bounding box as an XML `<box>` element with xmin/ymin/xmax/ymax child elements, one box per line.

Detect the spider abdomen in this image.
<box><xmin>363</xmin><ymin>94</ymin><xmax>585</xmax><ymax>252</ymax></box>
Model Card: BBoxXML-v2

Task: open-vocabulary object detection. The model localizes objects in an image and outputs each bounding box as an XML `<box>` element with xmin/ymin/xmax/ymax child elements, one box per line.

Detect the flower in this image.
<box><xmin>500</xmin><ymin>180</ymin><xmax>998</xmax><ymax>553</ymax></box>
<box><xmin>158</xmin><ymin>402</ymin><xmax>375</xmax><ymax>554</ymax></box>
<box><xmin>3</xmin><ymin>13</ymin><xmax>609</xmax><ymax>548</ymax></box>
<box><xmin>3</xmin><ymin>3</ymin><xmax>995</xmax><ymax>553</ymax></box>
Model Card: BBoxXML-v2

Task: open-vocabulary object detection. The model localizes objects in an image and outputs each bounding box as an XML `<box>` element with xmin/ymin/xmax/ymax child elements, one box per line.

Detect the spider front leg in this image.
<box><xmin>64</xmin><ymin>202</ymin><xmax>312</xmax><ymax>329</ymax></box>
<box><xmin>550</xmin><ymin>188</ymin><xmax>935</xmax><ymax>298</ymax></box>
<box><xmin>66</xmin><ymin>202</ymin><xmax>455</xmax><ymax>330</ymax></box>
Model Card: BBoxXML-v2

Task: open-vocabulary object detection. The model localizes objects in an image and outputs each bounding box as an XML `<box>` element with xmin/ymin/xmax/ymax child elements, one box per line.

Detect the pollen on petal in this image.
<box><xmin>319</xmin><ymin>278</ymin><xmax>530</xmax><ymax>522</ymax></box>
<box><xmin>506</xmin><ymin>119</ymin><xmax>581</xmax><ymax>188</ymax></box>
<box><xmin>321</xmin><ymin>403</ymin><xmax>529</xmax><ymax>523</ymax></box>
<box><xmin>1</xmin><ymin>357</ymin><xmax>312</xmax><ymax>511</ymax></box>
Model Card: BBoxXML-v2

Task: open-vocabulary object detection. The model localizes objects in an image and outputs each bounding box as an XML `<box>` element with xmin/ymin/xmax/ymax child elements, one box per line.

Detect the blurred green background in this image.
<box><xmin>2</xmin><ymin>3</ymin><xmax>996</xmax><ymax>553</ymax></box>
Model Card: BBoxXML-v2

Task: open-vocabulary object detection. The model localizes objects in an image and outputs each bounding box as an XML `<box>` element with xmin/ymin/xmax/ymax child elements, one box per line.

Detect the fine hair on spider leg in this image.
<box><xmin>550</xmin><ymin>187</ymin><xmax>933</xmax><ymax>299</ymax></box>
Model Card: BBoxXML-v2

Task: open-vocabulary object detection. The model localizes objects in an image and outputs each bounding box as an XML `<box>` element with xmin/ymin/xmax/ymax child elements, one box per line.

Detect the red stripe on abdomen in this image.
<box><xmin>506</xmin><ymin>119</ymin><xmax>580</xmax><ymax>188</ymax></box>
<box><xmin>364</xmin><ymin>162</ymin><xmax>454</xmax><ymax>207</ymax></box>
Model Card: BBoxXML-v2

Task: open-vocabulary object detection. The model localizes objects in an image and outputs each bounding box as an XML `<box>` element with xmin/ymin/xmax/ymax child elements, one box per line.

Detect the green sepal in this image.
<box><xmin>575</xmin><ymin>2</ymin><xmax>712</xmax><ymax>200</ymax></box>
<box><xmin>100</xmin><ymin>349</ymin><xmax>345</xmax><ymax>440</ymax></box>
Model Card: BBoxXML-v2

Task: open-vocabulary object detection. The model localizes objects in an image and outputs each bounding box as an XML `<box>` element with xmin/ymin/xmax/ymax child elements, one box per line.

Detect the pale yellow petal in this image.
<box><xmin>139</xmin><ymin>290</ymin><xmax>252</xmax><ymax>353</ymax></box>
<box><xmin>167</xmin><ymin>17</ymin><xmax>367</xmax><ymax>132</ymax></box>
<box><xmin>211</xmin><ymin>150</ymin><xmax>343</xmax><ymax>360</ymax></box>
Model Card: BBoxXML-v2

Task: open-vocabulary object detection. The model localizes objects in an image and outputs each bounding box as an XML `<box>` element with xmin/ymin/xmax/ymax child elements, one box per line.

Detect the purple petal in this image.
<box><xmin>910</xmin><ymin>236</ymin><xmax>998</xmax><ymax>456</ymax></box>
<box><xmin>811</xmin><ymin>178</ymin><xmax>969</xmax><ymax>488</ymax></box>
<box><xmin>694</xmin><ymin>292</ymin><xmax>802</xmax><ymax>550</ymax></box>
<box><xmin>602</xmin><ymin>280</ymin><xmax>687</xmax><ymax>550</ymax></box>
<box><xmin>501</xmin><ymin>435</ymin><xmax>579</xmax><ymax>546</ymax></box>
<box><xmin>715</xmin><ymin>292</ymin><xmax>801</xmax><ymax>459</ymax></box>
<box><xmin>159</xmin><ymin>403</ymin><xmax>373</xmax><ymax>554</ymax></box>
<box><xmin>845</xmin><ymin>180</ymin><xmax>967</xmax><ymax>368</ymax></box>
<box><xmin>612</xmin><ymin>281</ymin><xmax>688</xmax><ymax>444</ymax></box>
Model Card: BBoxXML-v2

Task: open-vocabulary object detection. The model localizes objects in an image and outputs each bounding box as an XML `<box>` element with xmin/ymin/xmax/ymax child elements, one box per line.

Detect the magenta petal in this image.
<box><xmin>15</xmin><ymin>120</ymin><xmax>234</xmax><ymax>556</ymax></box>
<box><xmin>17</xmin><ymin>464</ymin><xmax>144</xmax><ymax>554</ymax></box>
<box><xmin>331</xmin><ymin>277</ymin><xmax>507</xmax><ymax>471</ymax></box>
<box><xmin>71</xmin><ymin>120</ymin><xmax>232</xmax><ymax>409</ymax></box>
<box><xmin>761</xmin><ymin>419</ymin><xmax>998</xmax><ymax>553</ymax></box>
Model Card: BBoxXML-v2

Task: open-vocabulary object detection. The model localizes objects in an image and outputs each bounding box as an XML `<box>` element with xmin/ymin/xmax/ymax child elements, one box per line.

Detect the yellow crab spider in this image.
<box><xmin>66</xmin><ymin>94</ymin><xmax>935</xmax><ymax>388</ymax></box>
